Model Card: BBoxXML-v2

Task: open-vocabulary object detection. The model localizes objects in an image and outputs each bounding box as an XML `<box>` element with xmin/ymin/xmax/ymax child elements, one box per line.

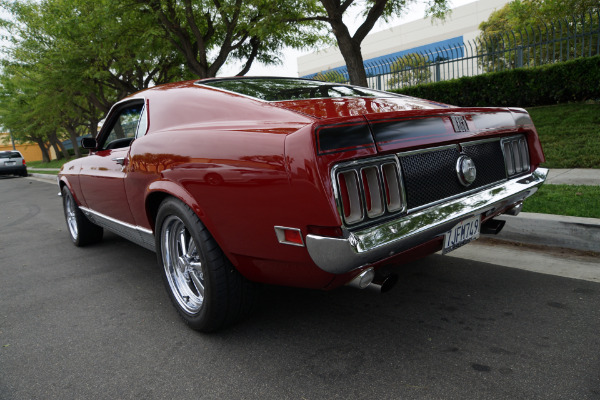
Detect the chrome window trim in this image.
<box><xmin>97</xmin><ymin>98</ymin><xmax>146</xmax><ymax>148</ymax></box>
<box><xmin>79</xmin><ymin>207</ymin><xmax>155</xmax><ymax>251</ymax></box>
<box><xmin>134</xmin><ymin>102</ymin><xmax>148</xmax><ymax>139</ymax></box>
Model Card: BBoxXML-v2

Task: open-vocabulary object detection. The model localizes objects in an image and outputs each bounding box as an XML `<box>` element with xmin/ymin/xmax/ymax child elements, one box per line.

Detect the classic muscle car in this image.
<box><xmin>58</xmin><ymin>77</ymin><xmax>547</xmax><ymax>331</ymax></box>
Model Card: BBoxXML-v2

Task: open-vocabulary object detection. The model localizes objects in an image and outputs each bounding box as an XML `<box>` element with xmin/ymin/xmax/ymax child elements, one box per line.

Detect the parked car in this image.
<box><xmin>0</xmin><ymin>150</ymin><xmax>27</xmax><ymax>177</ymax></box>
<box><xmin>58</xmin><ymin>77</ymin><xmax>547</xmax><ymax>331</ymax></box>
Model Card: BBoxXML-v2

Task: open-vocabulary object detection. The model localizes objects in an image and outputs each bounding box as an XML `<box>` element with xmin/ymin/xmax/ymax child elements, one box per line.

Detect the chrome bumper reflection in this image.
<box><xmin>306</xmin><ymin>168</ymin><xmax>548</xmax><ymax>274</ymax></box>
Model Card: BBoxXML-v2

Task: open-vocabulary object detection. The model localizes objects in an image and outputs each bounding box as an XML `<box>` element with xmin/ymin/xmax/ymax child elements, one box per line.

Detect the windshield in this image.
<box><xmin>201</xmin><ymin>78</ymin><xmax>400</xmax><ymax>102</ymax></box>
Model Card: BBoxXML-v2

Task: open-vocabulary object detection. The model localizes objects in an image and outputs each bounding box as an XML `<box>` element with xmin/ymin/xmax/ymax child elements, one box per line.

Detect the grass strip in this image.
<box><xmin>527</xmin><ymin>103</ymin><xmax>600</xmax><ymax>169</ymax></box>
<box><xmin>522</xmin><ymin>184</ymin><xmax>600</xmax><ymax>219</ymax></box>
<box><xmin>27</xmin><ymin>159</ymin><xmax>69</xmax><ymax>169</ymax></box>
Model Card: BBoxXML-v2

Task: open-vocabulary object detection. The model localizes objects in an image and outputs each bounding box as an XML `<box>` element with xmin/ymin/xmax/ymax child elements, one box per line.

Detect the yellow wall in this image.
<box><xmin>0</xmin><ymin>133</ymin><xmax>56</xmax><ymax>162</ymax></box>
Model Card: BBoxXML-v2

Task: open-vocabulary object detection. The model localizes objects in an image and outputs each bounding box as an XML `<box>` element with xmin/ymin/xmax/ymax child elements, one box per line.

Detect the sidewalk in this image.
<box><xmin>29</xmin><ymin>168</ymin><xmax>600</xmax><ymax>253</ymax></box>
<box><xmin>492</xmin><ymin>168</ymin><xmax>600</xmax><ymax>253</ymax></box>
<box><xmin>546</xmin><ymin>168</ymin><xmax>600</xmax><ymax>185</ymax></box>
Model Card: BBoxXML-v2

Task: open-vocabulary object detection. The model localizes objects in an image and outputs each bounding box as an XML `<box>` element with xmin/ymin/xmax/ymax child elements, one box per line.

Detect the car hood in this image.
<box><xmin>271</xmin><ymin>96</ymin><xmax>453</xmax><ymax>119</ymax></box>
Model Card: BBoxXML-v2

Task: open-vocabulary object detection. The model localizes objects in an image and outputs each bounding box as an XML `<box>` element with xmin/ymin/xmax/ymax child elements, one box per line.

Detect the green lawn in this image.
<box><xmin>27</xmin><ymin>159</ymin><xmax>69</xmax><ymax>169</ymax></box>
<box><xmin>527</xmin><ymin>103</ymin><xmax>600</xmax><ymax>169</ymax></box>
<box><xmin>523</xmin><ymin>184</ymin><xmax>600</xmax><ymax>219</ymax></box>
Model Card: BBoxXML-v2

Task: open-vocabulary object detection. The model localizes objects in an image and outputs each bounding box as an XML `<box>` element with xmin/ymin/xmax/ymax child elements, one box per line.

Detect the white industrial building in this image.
<box><xmin>297</xmin><ymin>0</ymin><xmax>511</xmax><ymax>79</ymax></box>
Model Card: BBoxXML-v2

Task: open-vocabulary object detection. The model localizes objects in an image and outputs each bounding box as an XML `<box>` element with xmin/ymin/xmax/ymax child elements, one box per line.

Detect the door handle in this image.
<box><xmin>112</xmin><ymin>157</ymin><xmax>125</xmax><ymax>165</ymax></box>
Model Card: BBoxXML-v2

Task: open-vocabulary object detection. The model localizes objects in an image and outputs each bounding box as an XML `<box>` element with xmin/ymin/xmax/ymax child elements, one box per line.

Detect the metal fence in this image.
<box><xmin>313</xmin><ymin>10</ymin><xmax>600</xmax><ymax>91</ymax></box>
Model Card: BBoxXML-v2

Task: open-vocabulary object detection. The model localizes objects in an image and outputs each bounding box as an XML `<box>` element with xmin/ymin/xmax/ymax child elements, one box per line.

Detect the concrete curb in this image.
<box><xmin>29</xmin><ymin>173</ymin><xmax>58</xmax><ymax>182</ymax></box>
<box><xmin>494</xmin><ymin>212</ymin><xmax>600</xmax><ymax>253</ymax></box>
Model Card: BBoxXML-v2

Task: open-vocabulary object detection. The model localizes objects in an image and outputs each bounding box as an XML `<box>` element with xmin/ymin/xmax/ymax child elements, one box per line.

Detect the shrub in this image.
<box><xmin>392</xmin><ymin>55</ymin><xmax>600</xmax><ymax>107</ymax></box>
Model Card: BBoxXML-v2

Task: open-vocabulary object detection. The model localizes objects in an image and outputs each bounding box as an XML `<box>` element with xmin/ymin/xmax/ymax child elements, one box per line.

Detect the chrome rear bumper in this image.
<box><xmin>306</xmin><ymin>168</ymin><xmax>548</xmax><ymax>274</ymax></box>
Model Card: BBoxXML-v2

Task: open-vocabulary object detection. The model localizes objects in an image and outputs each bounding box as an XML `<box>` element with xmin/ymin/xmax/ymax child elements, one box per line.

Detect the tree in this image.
<box><xmin>138</xmin><ymin>0</ymin><xmax>327</xmax><ymax>78</ymax></box>
<box><xmin>387</xmin><ymin>52</ymin><xmax>431</xmax><ymax>88</ymax></box>
<box><xmin>480</xmin><ymin>0</ymin><xmax>599</xmax><ymax>34</ymax></box>
<box><xmin>0</xmin><ymin>0</ymin><xmax>192</xmax><ymax>160</ymax></box>
<box><xmin>0</xmin><ymin>64</ymin><xmax>55</xmax><ymax>162</ymax></box>
<box><xmin>478</xmin><ymin>0</ymin><xmax>600</xmax><ymax>70</ymax></box>
<box><xmin>305</xmin><ymin>0</ymin><xmax>449</xmax><ymax>87</ymax></box>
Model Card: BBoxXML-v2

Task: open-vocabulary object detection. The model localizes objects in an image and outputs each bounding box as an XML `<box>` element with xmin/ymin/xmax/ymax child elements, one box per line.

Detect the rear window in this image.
<box><xmin>0</xmin><ymin>151</ymin><xmax>22</xmax><ymax>159</ymax></box>
<box><xmin>201</xmin><ymin>77</ymin><xmax>399</xmax><ymax>102</ymax></box>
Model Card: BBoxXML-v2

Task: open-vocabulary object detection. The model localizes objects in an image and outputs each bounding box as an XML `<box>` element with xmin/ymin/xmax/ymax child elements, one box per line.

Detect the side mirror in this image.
<box><xmin>81</xmin><ymin>137</ymin><xmax>97</xmax><ymax>150</ymax></box>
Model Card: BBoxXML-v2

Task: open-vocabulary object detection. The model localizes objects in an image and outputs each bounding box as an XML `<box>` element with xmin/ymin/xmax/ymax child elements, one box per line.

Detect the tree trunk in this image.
<box><xmin>319</xmin><ymin>0</ymin><xmax>390</xmax><ymax>88</ymax></box>
<box><xmin>49</xmin><ymin>132</ymin><xmax>70</xmax><ymax>160</ymax></box>
<box><xmin>336</xmin><ymin>37</ymin><xmax>368</xmax><ymax>87</ymax></box>
<box><xmin>320</xmin><ymin>2</ymin><xmax>370</xmax><ymax>87</ymax></box>
<box><xmin>32</xmin><ymin>139</ymin><xmax>51</xmax><ymax>163</ymax></box>
<box><xmin>66</xmin><ymin>126</ymin><xmax>82</xmax><ymax>158</ymax></box>
<box><xmin>51</xmin><ymin>142</ymin><xmax>63</xmax><ymax>160</ymax></box>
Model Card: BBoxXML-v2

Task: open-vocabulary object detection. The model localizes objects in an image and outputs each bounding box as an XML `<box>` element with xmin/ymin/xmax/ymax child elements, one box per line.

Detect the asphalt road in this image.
<box><xmin>1</xmin><ymin>176</ymin><xmax>599</xmax><ymax>400</ymax></box>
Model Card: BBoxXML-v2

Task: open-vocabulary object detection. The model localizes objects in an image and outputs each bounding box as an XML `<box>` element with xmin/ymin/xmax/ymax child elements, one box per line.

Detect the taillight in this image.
<box><xmin>502</xmin><ymin>135</ymin><xmax>530</xmax><ymax>177</ymax></box>
<box><xmin>381</xmin><ymin>162</ymin><xmax>402</xmax><ymax>212</ymax></box>
<box><xmin>337</xmin><ymin>170</ymin><xmax>363</xmax><ymax>224</ymax></box>
<box><xmin>361</xmin><ymin>166</ymin><xmax>384</xmax><ymax>218</ymax></box>
<box><xmin>333</xmin><ymin>157</ymin><xmax>406</xmax><ymax>226</ymax></box>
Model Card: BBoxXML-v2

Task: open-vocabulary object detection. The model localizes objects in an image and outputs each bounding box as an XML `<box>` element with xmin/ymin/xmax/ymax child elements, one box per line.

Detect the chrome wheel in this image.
<box><xmin>161</xmin><ymin>215</ymin><xmax>205</xmax><ymax>315</ymax></box>
<box><xmin>65</xmin><ymin>191</ymin><xmax>79</xmax><ymax>241</ymax></box>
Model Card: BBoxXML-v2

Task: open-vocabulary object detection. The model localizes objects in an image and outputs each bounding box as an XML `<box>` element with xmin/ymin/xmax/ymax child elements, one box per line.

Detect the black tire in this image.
<box><xmin>155</xmin><ymin>197</ymin><xmax>257</xmax><ymax>332</ymax></box>
<box><xmin>61</xmin><ymin>186</ymin><xmax>103</xmax><ymax>246</ymax></box>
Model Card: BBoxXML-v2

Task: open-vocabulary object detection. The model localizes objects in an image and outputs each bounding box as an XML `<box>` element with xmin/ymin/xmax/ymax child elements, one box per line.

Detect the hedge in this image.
<box><xmin>392</xmin><ymin>55</ymin><xmax>600</xmax><ymax>108</ymax></box>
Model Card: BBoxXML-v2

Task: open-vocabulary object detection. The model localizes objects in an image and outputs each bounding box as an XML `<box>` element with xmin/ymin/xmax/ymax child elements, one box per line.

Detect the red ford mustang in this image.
<box><xmin>58</xmin><ymin>77</ymin><xmax>547</xmax><ymax>331</ymax></box>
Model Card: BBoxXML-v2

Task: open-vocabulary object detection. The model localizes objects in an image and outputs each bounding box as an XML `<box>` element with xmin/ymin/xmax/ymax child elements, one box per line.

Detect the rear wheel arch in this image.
<box><xmin>145</xmin><ymin>190</ymin><xmax>171</xmax><ymax>234</ymax></box>
<box><xmin>144</xmin><ymin>185</ymin><xmax>214</xmax><ymax>241</ymax></box>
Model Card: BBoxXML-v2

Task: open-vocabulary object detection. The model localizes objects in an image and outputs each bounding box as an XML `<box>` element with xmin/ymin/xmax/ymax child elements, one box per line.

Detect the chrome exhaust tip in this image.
<box><xmin>347</xmin><ymin>268</ymin><xmax>375</xmax><ymax>290</ymax></box>
<box><xmin>347</xmin><ymin>268</ymin><xmax>398</xmax><ymax>293</ymax></box>
<box><xmin>368</xmin><ymin>274</ymin><xmax>398</xmax><ymax>293</ymax></box>
<box><xmin>505</xmin><ymin>202</ymin><xmax>523</xmax><ymax>216</ymax></box>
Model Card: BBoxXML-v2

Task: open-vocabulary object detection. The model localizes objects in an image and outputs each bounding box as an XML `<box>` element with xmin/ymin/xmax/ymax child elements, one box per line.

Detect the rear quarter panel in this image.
<box><xmin>125</xmin><ymin>86</ymin><xmax>342</xmax><ymax>288</ymax></box>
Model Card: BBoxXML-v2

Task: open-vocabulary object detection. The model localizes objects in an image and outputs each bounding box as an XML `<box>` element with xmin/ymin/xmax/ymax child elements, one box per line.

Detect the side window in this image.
<box><xmin>102</xmin><ymin>103</ymin><xmax>143</xmax><ymax>150</ymax></box>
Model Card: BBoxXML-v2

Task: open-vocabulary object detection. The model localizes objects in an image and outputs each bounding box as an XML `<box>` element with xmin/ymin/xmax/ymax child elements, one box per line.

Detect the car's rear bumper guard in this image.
<box><xmin>306</xmin><ymin>167</ymin><xmax>548</xmax><ymax>274</ymax></box>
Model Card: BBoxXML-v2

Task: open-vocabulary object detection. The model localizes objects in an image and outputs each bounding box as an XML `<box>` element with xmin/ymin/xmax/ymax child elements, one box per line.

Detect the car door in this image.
<box><xmin>78</xmin><ymin>100</ymin><xmax>146</xmax><ymax>225</ymax></box>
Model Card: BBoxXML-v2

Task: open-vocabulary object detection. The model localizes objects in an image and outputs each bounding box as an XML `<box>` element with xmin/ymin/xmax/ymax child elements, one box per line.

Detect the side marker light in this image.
<box><xmin>274</xmin><ymin>226</ymin><xmax>305</xmax><ymax>247</ymax></box>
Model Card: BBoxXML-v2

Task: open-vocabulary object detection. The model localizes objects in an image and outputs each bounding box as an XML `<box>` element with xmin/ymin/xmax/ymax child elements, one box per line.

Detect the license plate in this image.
<box><xmin>443</xmin><ymin>215</ymin><xmax>481</xmax><ymax>254</ymax></box>
<box><xmin>5</xmin><ymin>161</ymin><xmax>16</xmax><ymax>166</ymax></box>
